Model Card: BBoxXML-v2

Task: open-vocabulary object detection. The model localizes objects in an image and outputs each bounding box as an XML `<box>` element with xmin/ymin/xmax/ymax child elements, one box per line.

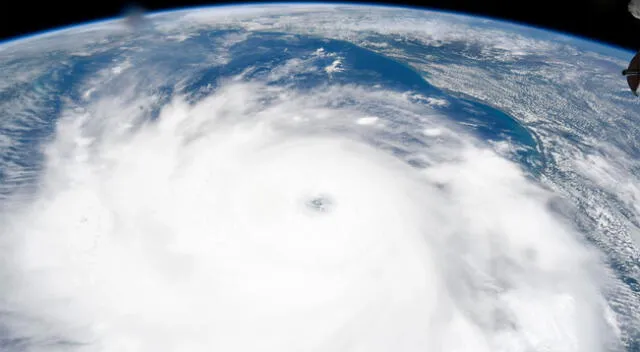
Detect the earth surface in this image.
<box><xmin>0</xmin><ymin>3</ymin><xmax>639</xmax><ymax>352</ymax></box>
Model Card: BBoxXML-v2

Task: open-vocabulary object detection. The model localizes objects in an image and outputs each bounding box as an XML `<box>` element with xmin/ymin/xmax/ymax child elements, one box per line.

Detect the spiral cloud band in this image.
<box><xmin>0</xmin><ymin>74</ymin><xmax>616</xmax><ymax>351</ymax></box>
<box><xmin>0</xmin><ymin>5</ymin><xmax>630</xmax><ymax>350</ymax></box>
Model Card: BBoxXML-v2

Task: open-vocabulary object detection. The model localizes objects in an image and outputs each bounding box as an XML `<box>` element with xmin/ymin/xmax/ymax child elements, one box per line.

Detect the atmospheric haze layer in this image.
<box><xmin>0</xmin><ymin>4</ymin><xmax>637</xmax><ymax>352</ymax></box>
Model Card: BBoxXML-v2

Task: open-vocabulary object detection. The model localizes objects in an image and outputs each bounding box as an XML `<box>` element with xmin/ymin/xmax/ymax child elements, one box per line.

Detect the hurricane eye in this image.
<box><xmin>305</xmin><ymin>195</ymin><xmax>333</xmax><ymax>213</ymax></box>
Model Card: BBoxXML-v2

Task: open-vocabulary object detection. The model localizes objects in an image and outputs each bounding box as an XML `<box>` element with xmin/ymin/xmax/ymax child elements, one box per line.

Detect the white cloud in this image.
<box><xmin>0</xmin><ymin>4</ymin><xmax>630</xmax><ymax>351</ymax></box>
<box><xmin>356</xmin><ymin>116</ymin><xmax>379</xmax><ymax>125</ymax></box>
<box><xmin>0</xmin><ymin>76</ymin><xmax>614</xmax><ymax>351</ymax></box>
<box><xmin>324</xmin><ymin>59</ymin><xmax>344</xmax><ymax>75</ymax></box>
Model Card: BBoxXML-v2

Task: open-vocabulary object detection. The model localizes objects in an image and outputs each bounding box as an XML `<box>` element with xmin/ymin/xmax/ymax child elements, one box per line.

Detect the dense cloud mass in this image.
<box><xmin>0</xmin><ymin>79</ymin><xmax>616</xmax><ymax>352</ymax></box>
<box><xmin>0</xmin><ymin>5</ymin><xmax>637</xmax><ymax>352</ymax></box>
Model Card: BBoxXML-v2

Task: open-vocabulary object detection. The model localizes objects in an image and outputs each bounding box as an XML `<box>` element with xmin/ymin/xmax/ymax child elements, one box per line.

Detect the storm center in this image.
<box><xmin>305</xmin><ymin>194</ymin><xmax>334</xmax><ymax>213</ymax></box>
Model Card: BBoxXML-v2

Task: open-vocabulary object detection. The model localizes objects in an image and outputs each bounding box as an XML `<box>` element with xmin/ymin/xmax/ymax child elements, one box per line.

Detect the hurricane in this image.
<box><xmin>0</xmin><ymin>4</ymin><xmax>637</xmax><ymax>352</ymax></box>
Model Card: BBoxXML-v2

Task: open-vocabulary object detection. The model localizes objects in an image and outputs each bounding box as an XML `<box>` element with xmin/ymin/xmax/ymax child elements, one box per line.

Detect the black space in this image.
<box><xmin>1</xmin><ymin>0</ymin><xmax>639</xmax><ymax>52</ymax></box>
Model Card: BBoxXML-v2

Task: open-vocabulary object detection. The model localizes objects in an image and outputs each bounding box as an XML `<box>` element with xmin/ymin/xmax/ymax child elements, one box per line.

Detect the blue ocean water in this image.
<box><xmin>1</xmin><ymin>6</ymin><xmax>639</xmax><ymax>351</ymax></box>
<box><xmin>0</xmin><ymin>29</ymin><xmax>543</xmax><ymax>199</ymax></box>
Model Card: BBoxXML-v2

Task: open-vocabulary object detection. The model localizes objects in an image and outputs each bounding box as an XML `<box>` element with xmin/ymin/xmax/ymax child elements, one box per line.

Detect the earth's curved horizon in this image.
<box><xmin>2</xmin><ymin>2</ymin><xmax>636</xmax><ymax>55</ymax></box>
<box><xmin>0</xmin><ymin>3</ymin><xmax>638</xmax><ymax>352</ymax></box>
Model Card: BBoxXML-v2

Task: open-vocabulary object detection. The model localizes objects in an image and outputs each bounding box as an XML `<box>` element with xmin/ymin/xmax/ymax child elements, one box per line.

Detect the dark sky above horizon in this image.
<box><xmin>0</xmin><ymin>0</ymin><xmax>638</xmax><ymax>52</ymax></box>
